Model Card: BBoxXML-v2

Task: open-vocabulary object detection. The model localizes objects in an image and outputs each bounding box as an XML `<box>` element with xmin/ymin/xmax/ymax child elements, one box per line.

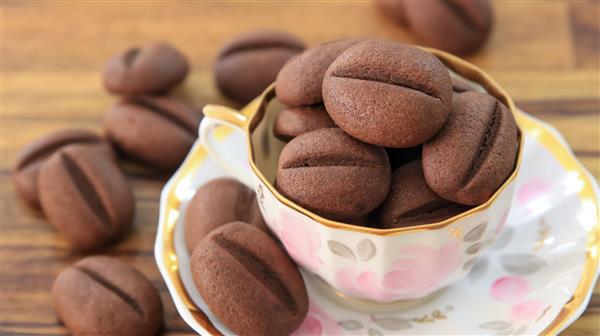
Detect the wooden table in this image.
<box><xmin>1</xmin><ymin>1</ymin><xmax>598</xmax><ymax>335</ymax></box>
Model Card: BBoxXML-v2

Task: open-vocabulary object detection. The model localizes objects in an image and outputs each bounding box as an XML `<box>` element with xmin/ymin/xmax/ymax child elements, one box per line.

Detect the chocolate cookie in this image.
<box><xmin>379</xmin><ymin>161</ymin><xmax>468</xmax><ymax>228</ymax></box>
<box><xmin>273</xmin><ymin>105</ymin><xmax>336</xmax><ymax>142</ymax></box>
<box><xmin>52</xmin><ymin>256</ymin><xmax>163</xmax><ymax>336</ymax></box>
<box><xmin>276</xmin><ymin>127</ymin><xmax>390</xmax><ymax>220</ymax></box>
<box><xmin>184</xmin><ymin>178</ymin><xmax>268</xmax><ymax>252</ymax></box>
<box><xmin>322</xmin><ymin>40</ymin><xmax>452</xmax><ymax>148</ymax></box>
<box><xmin>374</xmin><ymin>0</ymin><xmax>406</xmax><ymax>25</ymax></box>
<box><xmin>215</xmin><ymin>30</ymin><xmax>305</xmax><ymax>104</ymax></box>
<box><xmin>423</xmin><ymin>91</ymin><xmax>518</xmax><ymax>205</ymax></box>
<box><xmin>38</xmin><ymin>144</ymin><xmax>134</xmax><ymax>251</ymax></box>
<box><xmin>191</xmin><ymin>222</ymin><xmax>308</xmax><ymax>336</ymax></box>
<box><xmin>104</xmin><ymin>95</ymin><xmax>201</xmax><ymax>171</ymax></box>
<box><xmin>401</xmin><ymin>0</ymin><xmax>493</xmax><ymax>55</ymax></box>
<box><xmin>12</xmin><ymin>129</ymin><xmax>113</xmax><ymax>208</ymax></box>
<box><xmin>104</xmin><ymin>41</ymin><xmax>189</xmax><ymax>95</ymax></box>
<box><xmin>275</xmin><ymin>38</ymin><xmax>362</xmax><ymax>106</ymax></box>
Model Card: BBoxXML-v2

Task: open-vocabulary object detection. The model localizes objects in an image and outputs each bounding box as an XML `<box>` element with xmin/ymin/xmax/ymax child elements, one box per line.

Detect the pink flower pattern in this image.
<box><xmin>275</xmin><ymin>210</ymin><xmax>323</xmax><ymax>270</ymax></box>
<box><xmin>495</xmin><ymin>208</ymin><xmax>510</xmax><ymax>234</ymax></box>
<box><xmin>509</xmin><ymin>299</ymin><xmax>545</xmax><ymax>324</ymax></box>
<box><xmin>490</xmin><ymin>275</ymin><xmax>546</xmax><ymax>324</ymax></box>
<box><xmin>293</xmin><ymin>302</ymin><xmax>342</xmax><ymax>336</ymax></box>
<box><xmin>491</xmin><ymin>276</ymin><xmax>530</xmax><ymax>303</ymax></box>
<box><xmin>335</xmin><ymin>242</ymin><xmax>461</xmax><ymax>301</ymax></box>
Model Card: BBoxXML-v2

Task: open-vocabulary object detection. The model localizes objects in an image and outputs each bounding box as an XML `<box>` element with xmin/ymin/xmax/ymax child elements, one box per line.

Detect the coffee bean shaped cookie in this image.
<box><xmin>374</xmin><ymin>0</ymin><xmax>406</xmax><ymax>25</ymax></box>
<box><xmin>184</xmin><ymin>178</ymin><xmax>268</xmax><ymax>252</ymax></box>
<box><xmin>12</xmin><ymin>129</ymin><xmax>113</xmax><ymax>209</ymax></box>
<box><xmin>191</xmin><ymin>222</ymin><xmax>308</xmax><ymax>336</ymax></box>
<box><xmin>104</xmin><ymin>95</ymin><xmax>201</xmax><ymax>171</ymax></box>
<box><xmin>276</xmin><ymin>127</ymin><xmax>390</xmax><ymax>219</ymax></box>
<box><xmin>38</xmin><ymin>144</ymin><xmax>134</xmax><ymax>251</ymax></box>
<box><xmin>52</xmin><ymin>256</ymin><xmax>163</xmax><ymax>336</ymax></box>
<box><xmin>423</xmin><ymin>91</ymin><xmax>518</xmax><ymax>206</ymax></box>
<box><xmin>215</xmin><ymin>30</ymin><xmax>305</xmax><ymax>104</ymax></box>
<box><xmin>323</xmin><ymin>40</ymin><xmax>452</xmax><ymax>148</ymax></box>
<box><xmin>402</xmin><ymin>0</ymin><xmax>493</xmax><ymax>55</ymax></box>
<box><xmin>273</xmin><ymin>105</ymin><xmax>336</xmax><ymax>142</ymax></box>
<box><xmin>104</xmin><ymin>41</ymin><xmax>189</xmax><ymax>95</ymax></box>
<box><xmin>275</xmin><ymin>38</ymin><xmax>362</xmax><ymax>106</ymax></box>
<box><xmin>379</xmin><ymin>161</ymin><xmax>469</xmax><ymax>229</ymax></box>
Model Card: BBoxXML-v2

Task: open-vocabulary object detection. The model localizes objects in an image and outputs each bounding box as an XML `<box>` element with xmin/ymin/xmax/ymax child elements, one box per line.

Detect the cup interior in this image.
<box><xmin>249</xmin><ymin>95</ymin><xmax>287</xmax><ymax>184</ymax></box>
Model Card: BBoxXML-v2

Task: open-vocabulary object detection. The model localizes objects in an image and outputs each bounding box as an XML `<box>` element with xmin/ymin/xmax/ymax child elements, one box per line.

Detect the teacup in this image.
<box><xmin>199</xmin><ymin>47</ymin><xmax>524</xmax><ymax>306</ymax></box>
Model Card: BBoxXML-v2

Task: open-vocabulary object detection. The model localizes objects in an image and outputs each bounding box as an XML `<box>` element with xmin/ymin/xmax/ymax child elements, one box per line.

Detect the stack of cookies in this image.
<box><xmin>12</xmin><ymin>41</ymin><xmax>200</xmax><ymax>336</ymax></box>
<box><xmin>274</xmin><ymin>39</ymin><xmax>519</xmax><ymax>228</ymax></box>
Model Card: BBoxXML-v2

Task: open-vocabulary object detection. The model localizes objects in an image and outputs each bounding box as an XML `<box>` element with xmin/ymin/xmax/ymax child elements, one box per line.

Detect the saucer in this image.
<box><xmin>154</xmin><ymin>111</ymin><xmax>599</xmax><ymax>335</ymax></box>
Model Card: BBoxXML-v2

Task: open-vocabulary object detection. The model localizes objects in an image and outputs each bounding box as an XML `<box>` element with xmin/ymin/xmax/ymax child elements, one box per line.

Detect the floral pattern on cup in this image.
<box><xmin>327</xmin><ymin>239</ymin><xmax>377</xmax><ymax>262</ymax></box>
<box><xmin>495</xmin><ymin>208</ymin><xmax>510</xmax><ymax>234</ymax></box>
<box><xmin>334</xmin><ymin>242</ymin><xmax>462</xmax><ymax>301</ymax></box>
<box><xmin>254</xmin><ymin>166</ymin><xmax>515</xmax><ymax>302</ymax></box>
<box><xmin>273</xmin><ymin>207</ymin><xmax>323</xmax><ymax>270</ymax></box>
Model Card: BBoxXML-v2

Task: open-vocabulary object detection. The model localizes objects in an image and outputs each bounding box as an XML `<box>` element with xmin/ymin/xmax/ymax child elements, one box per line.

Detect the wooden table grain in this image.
<box><xmin>1</xmin><ymin>1</ymin><xmax>598</xmax><ymax>335</ymax></box>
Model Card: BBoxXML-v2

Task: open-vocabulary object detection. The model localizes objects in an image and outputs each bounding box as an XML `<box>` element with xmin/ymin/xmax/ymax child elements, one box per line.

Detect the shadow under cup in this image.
<box><xmin>209</xmin><ymin>48</ymin><xmax>524</xmax><ymax>311</ymax></box>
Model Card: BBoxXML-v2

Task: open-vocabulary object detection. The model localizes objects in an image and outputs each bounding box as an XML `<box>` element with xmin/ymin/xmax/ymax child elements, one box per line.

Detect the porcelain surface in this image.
<box><xmin>155</xmin><ymin>111</ymin><xmax>599</xmax><ymax>335</ymax></box>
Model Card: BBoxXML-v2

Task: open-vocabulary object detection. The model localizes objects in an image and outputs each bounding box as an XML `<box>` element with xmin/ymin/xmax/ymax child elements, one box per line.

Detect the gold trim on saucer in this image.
<box><xmin>517</xmin><ymin>113</ymin><xmax>599</xmax><ymax>335</ymax></box>
<box><xmin>161</xmin><ymin>146</ymin><xmax>225</xmax><ymax>336</ymax></box>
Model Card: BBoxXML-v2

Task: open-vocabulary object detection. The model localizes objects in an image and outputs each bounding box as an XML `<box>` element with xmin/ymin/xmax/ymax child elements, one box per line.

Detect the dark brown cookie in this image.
<box><xmin>184</xmin><ymin>178</ymin><xmax>268</xmax><ymax>252</ymax></box>
<box><xmin>191</xmin><ymin>222</ymin><xmax>308</xmax><ymax>336</ymax></box>
<box><xmin>215</xmin><ymin>30</ymin><xmax>305</xmax><ymax>104</ymax></box>
<box><xmin>401</xmin><ymin>0</ymin><xmax>493</xmax><ymax>55</ymax></box>
<box><xmin>38</xmin><ymin>144</ymin><xmax>134</xmax><ymax>251</ymax></box>
<box><xmin>273</xmin><ymin>105</ymin><xmax>336</xmax><ymax>142</ymax></box>
<box><xmin>104</xmin><ymin>95</ymin><xmax>201</xmax><ymax>171</ymax></box>
<box><xmin>322</xmin><ymin>40</ymin><xmax>452</xmax><ymax>148</ymax></box>
<box><xmin>379</xmin><ymin>161</ymin><xmax>469</xmax><ymax>228</ymax></box>
<box><xmin>103</xmin><ymin>41</ymin><xmax>189</xmax><ymax>95</ymax></box>
<box><xmin>276</xmin><ymin>127</ymin><xmax>390</xmax><ymax>220</ymax></box>
<box><xmin>52</xmin><ymin>256</ymin><xmax>163</xmax><ymax>336</ymax></box>
<box><xmin>423</xmin><ymin>91</ymin><xmax>518</xmax><ymax>205</ymax></box>
<box><xmin>275</xmin><ymin>38</ymin><xmax>362</xmax><ymax>106</ymax></box>
<box><xmin>12</xmin><ymin>129</ymin><xmax>114</xmax><ymax>209</ymax></box>
<box><xmin>374</xmin><ymin>0</ymin><xmax>406</xmax><ymax>25</ymax></box>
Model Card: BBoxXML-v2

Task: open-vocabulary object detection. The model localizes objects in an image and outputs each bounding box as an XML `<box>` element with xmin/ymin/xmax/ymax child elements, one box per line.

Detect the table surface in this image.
<box><xmin>1</xmin><ymin>1</ymin><xmax>599</xmax><ymax>335</ymax></box>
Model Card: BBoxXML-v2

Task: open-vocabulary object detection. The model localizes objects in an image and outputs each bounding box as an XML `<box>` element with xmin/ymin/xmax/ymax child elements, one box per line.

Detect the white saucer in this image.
<box><xmin>154</xmin><ymin>111</ymin><xmax>599</xmax><ymax>335</ymax></box>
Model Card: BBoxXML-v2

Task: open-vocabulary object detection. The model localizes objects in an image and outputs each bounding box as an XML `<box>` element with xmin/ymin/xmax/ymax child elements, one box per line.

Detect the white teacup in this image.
<box><xmin>199</xmin><ymin>48</ymin><xmax>524</xmax><ymax>305</ymax></box>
